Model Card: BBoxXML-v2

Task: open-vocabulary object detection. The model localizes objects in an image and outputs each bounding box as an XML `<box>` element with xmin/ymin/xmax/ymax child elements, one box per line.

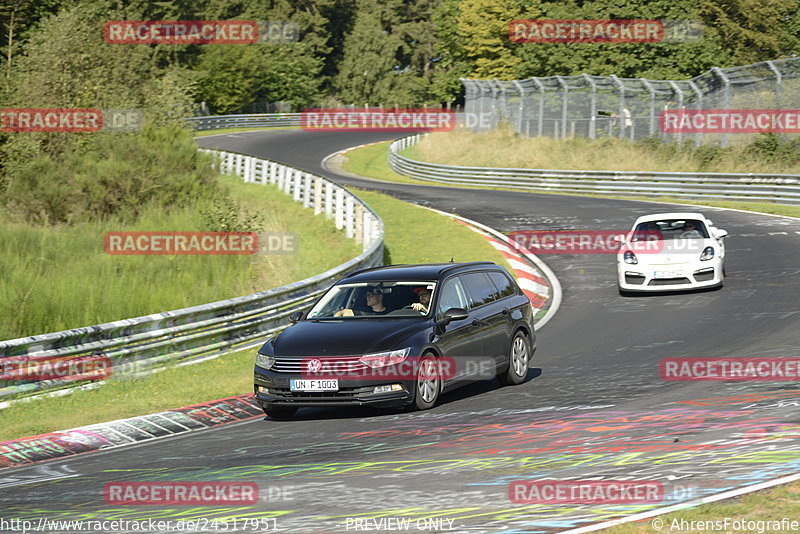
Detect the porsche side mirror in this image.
<box><xmin>289</xmin><ymin>311</ymin><xmax>304</xmax><ymax>323</ymax></box>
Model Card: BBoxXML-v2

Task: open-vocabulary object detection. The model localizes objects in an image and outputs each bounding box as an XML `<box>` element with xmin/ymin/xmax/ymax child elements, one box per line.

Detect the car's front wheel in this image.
<box><xmin>411</xmin><ymin>353</ymin><xmax>441</xmax><ymax>410</ymax></box>
<box><xmin>262</xmin><ymin>404</ymin><xmax>297</xmax><ymax>419</ymax></box>
<box><xmin>499</xmin><ymin>331</ymin><xmax>530</xmax><ymax>385</ymax></box>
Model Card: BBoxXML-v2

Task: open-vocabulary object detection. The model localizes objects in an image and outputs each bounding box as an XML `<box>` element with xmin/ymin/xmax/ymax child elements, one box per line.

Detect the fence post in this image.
<box><xmin>668</xmin><ymin>81</ymin><xmax>685</xmax><ymax>144</ymax></box>
<box><xmin>325</xmin><ymin>182</ymin><xmax>334</xmax><ymax>218</ymax></box>
<box><xmin>314</xmin><ymin>178</ymin><xmax>323</xmax><ymax>215</ymax></box>
<box><xmin>641</xmin><ymin>79</ymin><xmax>657</xmax><ymax>138</ymax></box>
<box><xmin>303</xmin><ymin>173</ymin><xmax>312</xmax><ymax>208</ymax></box>
<box><xmin>531</xmin><ymin>77</ymin><xmax>545</xmax><ymax>137</ymax></box>
<box><xmin>345</xmin><ymin>196</ymin><xmax>355</xmax><ymax>239</ymax></box>
<box><xmin>513</xmin><ymin>80</ymin><xmax>525</xmax><ymax>134</ymax></box>
<box><xmin>335</xmin><ymin>189</ymin><xmax>344</xmax><ymax>229</ymax></box>
<box><xmin>582</xmin><ymin>74</ymin><xmax>597</xmax><ymax>139</ymax></box>
<box><xmin>354</xmin><ymin>204</ymin><xmax>363</xmax><ymax>245</ymax></box>
<box><xmin>687</xmin><ymin>80</ymin><xmax>704</xmax><ymax>147</ymax></box>
<box><xmin>712</xmin><ymin>67</ymin><xmax>731</xmax><ymax>148</ymax></box>
<box><xmin>610</xmin><ymin>75</ymin><xmax>625</xmax><ymax>139</ymax></box>
<box><xmin>766</xmin><ymin>60</ymin><xmax>783</xmax><ymax>108</ymax></box>
<box><xmin>555</xmin><ymin>76</ymin><xmax>568</xmax><ymax>139</ymax></box>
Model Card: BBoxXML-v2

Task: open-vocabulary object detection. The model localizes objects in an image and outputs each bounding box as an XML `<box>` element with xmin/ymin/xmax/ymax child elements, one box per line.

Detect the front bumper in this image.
<box><xmin>254</xmin><ymin>368</ymin><xmax>413</xmax><ymax>408</ymax></box>
<box><xmin>618</xmin><ymin>263</ymin><xmax>722</xmax><ymax>292</ymax></box>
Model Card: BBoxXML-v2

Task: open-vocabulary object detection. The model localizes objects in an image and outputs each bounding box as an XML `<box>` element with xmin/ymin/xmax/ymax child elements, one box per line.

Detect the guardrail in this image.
<box><xmin>0</xmin><ymin>150</ymin><xmax>384</xmax><ymax>401</ymax></box>
<box><xmin>389</xmin><ymin>135</ymin><xmax>800</xmax><ymax>205</ymax></box>
<box><xmin>186</xmin><ymin>112</ymin><xmax>467</xmax><ymax>131</ymax></box>
<box><xmin>186</xmin><ymin>114</ymin><xmax>303</xmax><ymax>130</ymax></box>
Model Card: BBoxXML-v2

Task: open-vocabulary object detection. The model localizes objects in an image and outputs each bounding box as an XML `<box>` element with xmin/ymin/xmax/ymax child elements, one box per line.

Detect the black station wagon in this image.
<box><xmin>254</xmin><ymin>262</ymin><xmax>536</xmax><ymax>418</ymax></box>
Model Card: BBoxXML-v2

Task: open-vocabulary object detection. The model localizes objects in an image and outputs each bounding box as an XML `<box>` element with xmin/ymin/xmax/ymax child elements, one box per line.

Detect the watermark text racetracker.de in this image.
<box><xmin>0</xmin><ymin>355</ymin><xmax>111</xmax><ymax>382</ymax></box>
<box><xmin>1</xmin><ymin>108</ymin><xmax>143</xmax><ymax>132</ymax></box>
<box><xmin>509</xmin><ymin>230</ymin><xmax>665</xmax><ymax>254</ymax></box>
<box><xmin>0</xmin><ymin>517</ymin><xmax>277</xmax><ymax>532</ymax></box>
<box><xmin>509</xmin><ymin>480</ymin><xmax>663</xmax><ymax>504</ymax></box>
<box><xmin>300</xmin><ymin>109</ymin><xmax>455</xmax><ymax>132</ymax></box>
<box><xmin>509</xmin><ymin>19</ymin><xmax>704</xmax><ymax>43</ymax></box>
<box><xmin>103</xmin><ymin>20</ymin><xmax>298</xmax><ymax>44</ymax></box>
<box><xmin>660</xmin><ymin>357</ymin><xmax>800</xmax><ymax>381</ymax></box>
<box><xmin>660</xmin><ymin>109</ymin><xmax>800</xmax><ymax>133</ymax></box>
<box><xmin>103</xmin><ymin>231</ymin><xmax>297</xmax><ymax>255</ymax></box>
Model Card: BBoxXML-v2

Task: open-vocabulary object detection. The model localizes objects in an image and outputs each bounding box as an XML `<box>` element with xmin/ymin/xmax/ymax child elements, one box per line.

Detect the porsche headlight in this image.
<box><xmin>700</xmin><ymin>246</ymin><xmax>715</xmax><ymax>261</ymax></box>
<box><xmin>623</xmin><ymin>251</ymin><xmax>638</xmax><ymax>264</ymax></box>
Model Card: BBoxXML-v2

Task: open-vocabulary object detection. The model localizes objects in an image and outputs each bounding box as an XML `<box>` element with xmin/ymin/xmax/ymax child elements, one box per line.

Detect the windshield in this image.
<box><xmin>306</xmin><ymin>281</ymin><xmax>437</xmax><ymax>319</ymax></box>
<box><xmin>631</xmin><ymin>219</ymin><xmax>709</xmax><ymax>240</ymax></box>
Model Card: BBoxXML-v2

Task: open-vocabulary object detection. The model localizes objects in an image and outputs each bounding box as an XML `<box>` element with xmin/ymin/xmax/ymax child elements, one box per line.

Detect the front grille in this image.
<box><xmin>272</xmin><ymin>355</ymin><xmax>367</xmax><ymax>374</ymax></box>
<box><xmin>648</xmin><ymin>277</ymin><xmax>691</xmax><ymax>286</ymax></box>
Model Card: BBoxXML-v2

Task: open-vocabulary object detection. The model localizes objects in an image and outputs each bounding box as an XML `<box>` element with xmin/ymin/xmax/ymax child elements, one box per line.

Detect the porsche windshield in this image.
<box><xmin>306</xmin><ymin>281</ymin><xmax>436</xmax><ymax>319</ymax></box>
<box><xmin>631</xmin><ymin>219</ymin><xmax>710</xmax><ymax>240</ymax></box>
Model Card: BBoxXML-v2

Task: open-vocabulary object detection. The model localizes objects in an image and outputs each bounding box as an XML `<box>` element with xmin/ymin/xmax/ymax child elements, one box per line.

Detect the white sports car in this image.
<box><xmin>617</xmin><ymin>212</ymin><xmax>728</xmax><ymax>294</ymax></box>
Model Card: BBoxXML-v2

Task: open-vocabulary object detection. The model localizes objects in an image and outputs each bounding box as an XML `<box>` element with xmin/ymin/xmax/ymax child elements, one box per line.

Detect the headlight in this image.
<box><xmin>700</xmin><ymin>246</ymin><xmax>715</xmax><ymax>261</ymax></box>
<box><xmin>359</xmin><ymin>348</ymin><xmax>410</xmax><ymax>368</ymax></box>
<box><xmin>623</xmin><ymin>251</ymin><xmax>638</xmax><ymax>264</ymax></box>
<box><xmin>256</xmin><ymin>352</ymin><xmax>275</xmax><ymax>370</ymax></box>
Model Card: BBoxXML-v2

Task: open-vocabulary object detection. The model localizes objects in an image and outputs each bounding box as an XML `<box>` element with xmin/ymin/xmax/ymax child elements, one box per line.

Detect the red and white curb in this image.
<box><xmin>421</xmin><ymin>207</ymin><xmax>561</xmax><ymax>330</ymax></box>
<box><xmin>461</xmin><ymin>222</ymin><xmax>549</xmax><ymax>309</ymax></box>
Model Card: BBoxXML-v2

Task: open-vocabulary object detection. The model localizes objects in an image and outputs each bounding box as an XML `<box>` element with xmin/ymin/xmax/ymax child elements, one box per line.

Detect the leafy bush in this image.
<box><xmin>5</xmin><ymin>124</ymin><xmax>219</xmax><ymax>225</ymax></box>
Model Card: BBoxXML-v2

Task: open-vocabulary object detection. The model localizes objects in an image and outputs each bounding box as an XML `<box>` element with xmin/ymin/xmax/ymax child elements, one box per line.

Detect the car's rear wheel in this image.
<box><xmin>412</xmin><ymin>353</ymin><xmax>440</xmax><ymax>410</ymax></box>
<box><xmin>263</xmin><ymin>404</ymin><xmax>297</xmax><ymax>419</ymax></box>
<box><xmin>499</xmin><ymin>331</ymin><xmax>530</xmax><ymax>385</ymax></box>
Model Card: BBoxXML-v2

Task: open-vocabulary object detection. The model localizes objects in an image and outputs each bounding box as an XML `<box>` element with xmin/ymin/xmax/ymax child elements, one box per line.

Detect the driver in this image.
<box><xmin>410</xmin><ymin>287</ymin><xmax>432</xmax><ymax>313</ymax></box>
<box><xmin>680</xmin><ymin>222</ymin><xmax>702</xmax><ymax>239</ymax></box>
<box><xmin>334</xmin><ymin>289</ymin><xmax>390</xmax><ymax>316</ymax></box>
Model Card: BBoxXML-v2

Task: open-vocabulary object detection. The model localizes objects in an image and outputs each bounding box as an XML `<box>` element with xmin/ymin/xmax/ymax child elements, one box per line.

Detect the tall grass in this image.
<box><xmin>409</xmin><ymin>128</ymin><xmax>800</xmax><ymax>174</ymax></box>
<box><xmin>0</xmin><ymin>175</ymin><xmax>359</xmax><ymax>340</ymax></box>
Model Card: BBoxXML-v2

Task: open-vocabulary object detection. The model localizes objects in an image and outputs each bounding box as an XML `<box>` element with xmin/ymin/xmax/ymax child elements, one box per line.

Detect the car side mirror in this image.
<box><xmin>289</xmin><ymin>311</ymin><xmax>304</xmax><ymax>323</ymax></box>
<box><xmin>714</xmin><ymin>228</ymin><xmax>728</xmax><ymax>239</ymax></box>
<box><xmin>441</xmin><ymin>307</ymin><xmax>468</xmax><ymax>325</ymax></box>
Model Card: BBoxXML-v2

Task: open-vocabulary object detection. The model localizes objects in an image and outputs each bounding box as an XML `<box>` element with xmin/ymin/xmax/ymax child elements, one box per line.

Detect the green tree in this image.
<box><xmin>333</xmin><ymin>0</ymin><xmax>410</xmax><ymax>105</ymax></box>
<box><xmin>455</xmin><ymin>0</ymin><xmax>538</xmax><ymax>79</ymax></box>
<box><xmin>195</xmin><ymin>43</ymin><xmax>323</xmax><ymax>113</ymax></box>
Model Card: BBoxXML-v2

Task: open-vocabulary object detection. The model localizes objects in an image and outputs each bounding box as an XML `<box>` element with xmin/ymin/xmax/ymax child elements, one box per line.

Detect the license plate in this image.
<box><xmin>290</xmin><ymin>379</ymin><xmax>338</xmax><ymax>392</ymax></box>
<box><xmin>654</xmin><ymin>271</ymin><xmax>682</xmax><ymax>279</ymax></box>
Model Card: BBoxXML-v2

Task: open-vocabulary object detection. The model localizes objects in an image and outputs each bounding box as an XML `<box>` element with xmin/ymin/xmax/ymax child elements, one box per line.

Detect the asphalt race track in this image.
<box><xmin>2</xmin><ymin>130</ymin><xmax>800</xmax><ymax>533</ymax></box>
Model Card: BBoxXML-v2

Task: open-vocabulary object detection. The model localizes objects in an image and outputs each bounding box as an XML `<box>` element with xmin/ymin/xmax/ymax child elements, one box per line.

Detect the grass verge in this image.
<box><xmin>0</xmin><ymin>174</ymin><xmax>360</xmax><ymax>340</ymax></box>
<box><xmin>606</xmin><ymin>481</ymin><xmax>800</xmax><ymax>533</ymax></box>
<box><xmin>411</xmin><ymin>129</ymin><xmax>800</xmax><ymax>174</ymax></box>
<box><xmin>0</xmin><ymin>190</ymin><xmax>515</xmax><ymax>441</ymax></box>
